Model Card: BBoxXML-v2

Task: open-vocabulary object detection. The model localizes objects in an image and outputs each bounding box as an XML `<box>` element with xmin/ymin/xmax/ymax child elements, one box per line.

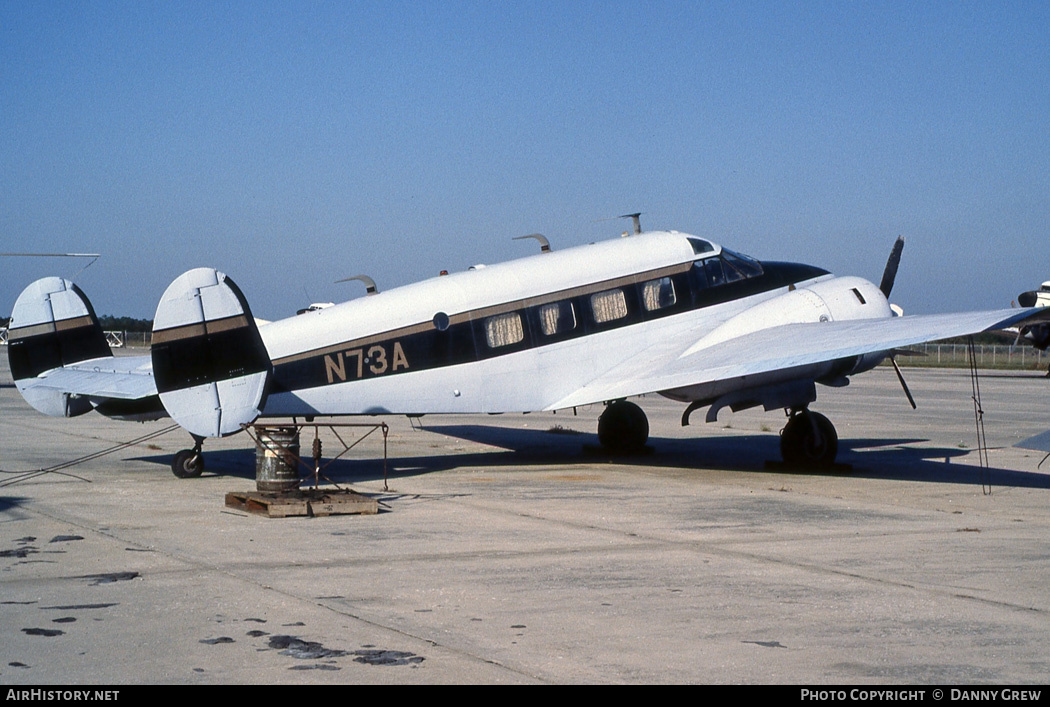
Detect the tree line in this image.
<box><xmin>96</xmin><ymin>316</ymin><xmax>153</xmax><ymax>332</ymax></box>
<box><xmin>0</xmin><ymin>315</ymin><xmax>152</xmax><ymax>331</ymax></box>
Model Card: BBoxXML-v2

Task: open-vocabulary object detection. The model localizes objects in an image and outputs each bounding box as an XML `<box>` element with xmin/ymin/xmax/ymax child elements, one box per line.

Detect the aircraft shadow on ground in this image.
<box><xmin>0</xmin><ymin>496</ymin><xmax>29</xmax><ymax>513</ymax></box>
<box><xmin>127</xmin><ymin>423</ymin><xmax>1050</xmax><ymax>491</ymax></box>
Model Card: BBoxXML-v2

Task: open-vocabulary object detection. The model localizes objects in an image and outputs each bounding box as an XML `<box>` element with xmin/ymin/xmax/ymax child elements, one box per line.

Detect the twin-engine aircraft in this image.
<box><xmin>8</xmin><ymin>226</ymin><xmax>1050</xmax><ymax>477</ymax></box>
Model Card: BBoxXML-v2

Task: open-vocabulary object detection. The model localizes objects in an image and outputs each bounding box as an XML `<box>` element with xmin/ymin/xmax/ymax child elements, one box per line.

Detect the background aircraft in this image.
<box><xmin>8</xmin><ymin>227</ymin><xmax>1050</xmax><ymax>477</ymax></box>
<box><xmin>1013</xmin><ymin>280</ymin><xmax>1050</xmax><ymax>376</ymax></box>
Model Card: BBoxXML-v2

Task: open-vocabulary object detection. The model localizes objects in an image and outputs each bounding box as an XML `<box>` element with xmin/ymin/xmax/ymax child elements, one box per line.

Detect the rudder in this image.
<box><xmin>151</xmin><ymin>268</ymin><xmax>271</xmax><ymax>438</ymax></box>
<box><xmin>7</xmin><ymin>277</ymin><xmax>112</xmax><ymax>417</ymax></box>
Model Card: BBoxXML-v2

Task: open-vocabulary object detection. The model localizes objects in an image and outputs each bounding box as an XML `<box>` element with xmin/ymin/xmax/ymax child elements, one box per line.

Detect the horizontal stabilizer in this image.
<box><xmin>19</xmin><ymin>357</ymin><xmax>157</xmax><ymax>400</ymax></box>
<box><xmin>151</xmin><ymin>268</ymin><xmax>271</xmax><ymax>438</ymax></box>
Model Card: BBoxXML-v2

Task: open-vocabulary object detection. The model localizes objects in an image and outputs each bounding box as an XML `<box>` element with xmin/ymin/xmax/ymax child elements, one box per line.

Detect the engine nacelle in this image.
<box><xmin>685</xmin><ymin>275</ymin><xmax>892</xmax><ymax>355</ymax></box>
<box><xmin>1022</xmin><ymin>323</ymin><xmax>1050</xmax><ymax>351</ymax></box>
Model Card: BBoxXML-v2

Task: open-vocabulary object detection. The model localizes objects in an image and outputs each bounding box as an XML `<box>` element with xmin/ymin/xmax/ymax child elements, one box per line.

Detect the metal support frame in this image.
<box><xmin>240</xmin><ymin>421</ymin><xmax>390</xmax><ymax>492</ymax></box>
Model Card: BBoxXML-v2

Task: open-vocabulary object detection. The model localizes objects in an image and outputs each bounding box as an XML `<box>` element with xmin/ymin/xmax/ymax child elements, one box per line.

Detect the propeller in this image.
<box><xmin>879</xmin><ymin>237</ymin><xmax>915</xmax><ymax>408</ymax></box>
<box><xmin>879</xmin><ymin>236</ymin><xmax>905</xmax><ymax>297</ymax></box>
<box><xmin>889</xmin><ymin>354</ymin><xmax>917</xmax><ymax>410</ymax></box>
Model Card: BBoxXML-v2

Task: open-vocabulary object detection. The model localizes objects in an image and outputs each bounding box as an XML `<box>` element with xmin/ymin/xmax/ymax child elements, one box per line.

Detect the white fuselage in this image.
<box><xmin>254</xmin><ymin>231</ymin><xmax>893</xmax><ymax>418</ymax></box>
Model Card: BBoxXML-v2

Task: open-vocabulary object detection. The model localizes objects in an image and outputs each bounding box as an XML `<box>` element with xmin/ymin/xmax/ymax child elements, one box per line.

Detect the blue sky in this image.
<box><xmin>2</xmin><ymin>1</ymin><xmax>1047</xmax><ymax>320</ymax></box>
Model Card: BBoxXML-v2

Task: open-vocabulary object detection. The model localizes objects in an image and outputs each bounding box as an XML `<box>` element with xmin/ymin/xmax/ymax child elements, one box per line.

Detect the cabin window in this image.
<box><xmin>591</xmin><ymin>288</ymin><xmax>628</xmax><ymax>324</ymax></box>
<box><xmin>538</xmin><ymin>301</ymin><xmax>576</xmax><ymax>336</ymax></box>
<box><xmin>642</xmin><ymin>277</ymin><xmax>676</xmax><ymax>311</ymax></box>
<box><xmin>485</xmin><ymin>312</ymin><xmax>524</xmax><ymax>348</ymax></box>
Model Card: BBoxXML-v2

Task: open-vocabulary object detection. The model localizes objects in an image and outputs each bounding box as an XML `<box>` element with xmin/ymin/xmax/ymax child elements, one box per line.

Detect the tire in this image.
<box><xmin>780</xmin><ymin>411</ymin><xmax>838</xmax><ymax>467</ymax></box>
<box><xmin>171</xmin><ymin>449</ymin><xmax>204</xmax><ymax>478</ymax></box>
<box><xmin>598</xmin><ymin>400</ymin><xmax>649</xmax><ymax>453</ymax></box>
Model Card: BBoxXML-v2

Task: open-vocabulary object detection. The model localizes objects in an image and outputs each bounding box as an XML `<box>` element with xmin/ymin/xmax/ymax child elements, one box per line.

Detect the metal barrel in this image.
<box><xmin>255</xmin><ymin>426</ymin><xmax>301</xmax><ymax>493</ymax></box>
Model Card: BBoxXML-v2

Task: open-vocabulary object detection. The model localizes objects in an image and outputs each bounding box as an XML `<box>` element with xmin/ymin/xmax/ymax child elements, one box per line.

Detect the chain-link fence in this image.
<box><xmin>119</xmin><ymin>331</ymin><xmax>152</xmax><ymax>348</ymax></box>
<box><xmin>895</xmin><ymin>342</ymin><xmax>1050</xmax><ymax>370</ymax></box>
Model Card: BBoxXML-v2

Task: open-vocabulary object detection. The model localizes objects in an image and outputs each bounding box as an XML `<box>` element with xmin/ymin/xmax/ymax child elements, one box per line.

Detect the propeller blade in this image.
<box><xmin>890</xmin><ymin>356</ymin><xmax>917</xmax><ymax>410</ymax></box>
<box><xmin>879</xmin><ymin>236</ymin><xmax>905</xmax><ymax>298</ymax></box>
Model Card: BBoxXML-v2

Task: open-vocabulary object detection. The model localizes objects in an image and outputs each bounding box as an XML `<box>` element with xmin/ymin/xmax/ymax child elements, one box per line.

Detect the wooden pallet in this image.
<box><xmin>225</xmin><ymin>489</ymin><xmax>379</xmax><ymax>518</ymax></box>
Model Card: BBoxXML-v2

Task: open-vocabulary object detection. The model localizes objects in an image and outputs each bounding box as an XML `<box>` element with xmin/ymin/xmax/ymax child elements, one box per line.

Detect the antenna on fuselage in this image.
<box><xmin>512</xmin><ymin>233</ymin><xmax>552</xmax><ymax>252</ymax></box>
<box><xmin>335</xmin><ymin>274</ymin><xmax>379</xmax><ymax>295</ymax></box>
<box><xmin>0</xmin><ymin>252</ymin><xmax>101</xmax><ymax>281</ymax></box>
<box><xmin>595</xmin><ymin>212</ymin><xmax>643</xmax><ymax>236</ymax></box>
<box><xmin>619</xmin><ymin>213</ymin><xmax>642</xmax><ymax>235</ymax></box>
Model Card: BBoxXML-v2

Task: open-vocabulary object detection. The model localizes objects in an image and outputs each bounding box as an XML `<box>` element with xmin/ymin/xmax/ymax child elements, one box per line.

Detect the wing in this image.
<box><xmin>547</xmin><ymin>307</ymin><xmax>1050</xmax><ymax>411</ymax></box>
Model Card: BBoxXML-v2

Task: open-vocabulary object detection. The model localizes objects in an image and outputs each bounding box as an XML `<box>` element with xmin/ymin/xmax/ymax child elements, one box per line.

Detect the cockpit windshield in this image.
<box><xmin>721</xmin><ymin>249</ymin><xmax>763</xmax><ymax>279</ymax></box>
<box><xmin>689</xmin><ymin>245</ymin><xmax>764</xmax><ymax>290</ymax></box>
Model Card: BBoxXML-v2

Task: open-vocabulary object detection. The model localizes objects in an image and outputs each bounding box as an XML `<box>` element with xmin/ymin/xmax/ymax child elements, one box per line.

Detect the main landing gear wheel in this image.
<box><xmin>598</xmin><ymin>400</ymin><xmax>649</xmax><ymax>454</ymax></box>
<box><xmin>780</xmin><ymin>410</ymin><xmax>838</xmax><ymax>467</ymax></box>
<box><xmin>171</xmin><ymin>448</ymin><xmax>204</xmax><ymax>479</ymax></box>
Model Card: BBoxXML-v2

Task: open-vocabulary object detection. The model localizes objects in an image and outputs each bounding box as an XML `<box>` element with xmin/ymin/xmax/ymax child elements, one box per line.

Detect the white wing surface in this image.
<box><xmin>548</xmin><ymin>307</ymin><xmax>1050</xmax><ymax>410</ymax></box>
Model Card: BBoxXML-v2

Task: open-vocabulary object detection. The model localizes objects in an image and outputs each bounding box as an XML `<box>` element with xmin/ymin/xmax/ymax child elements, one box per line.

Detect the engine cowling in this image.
<box><xmin>1022</xmin><ymin>323</ymin><xmax>1050</xmax><ymax>351</ymax></box>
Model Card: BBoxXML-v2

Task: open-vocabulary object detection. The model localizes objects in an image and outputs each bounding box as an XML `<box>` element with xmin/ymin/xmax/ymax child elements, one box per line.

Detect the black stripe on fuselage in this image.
<box><xmin>268</xmin><ymin>260</ymin><xmax>828</xmax><ymax>395</ymax></box>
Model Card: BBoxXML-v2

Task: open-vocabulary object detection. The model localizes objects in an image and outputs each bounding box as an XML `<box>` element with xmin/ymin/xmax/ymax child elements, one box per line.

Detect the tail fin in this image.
<box><xmin>7</xmin><ymin>277</ymin><xmax>112</xmax><ymax>417</ymax></box>
<box><xmin>151</xmin><ymin>268</ymin><xmax>271</xmax><ymax>438</ymax></box>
